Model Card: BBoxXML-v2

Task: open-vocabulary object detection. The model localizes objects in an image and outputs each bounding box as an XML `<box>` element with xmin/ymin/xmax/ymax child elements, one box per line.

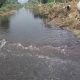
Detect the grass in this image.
<box><xmin>25</xmin><ymin>2</ymin><xmax>38</xmax><ymax>9</ymax></box>
<box><xmin>25</xmin><ymin>1</ymin><xmax>80</xmax><ymax>38</ymax></box>
<box><xmin>0</xmin><ymin>3</ymin><xmax>21</xmax><ymax>16</ymax></box>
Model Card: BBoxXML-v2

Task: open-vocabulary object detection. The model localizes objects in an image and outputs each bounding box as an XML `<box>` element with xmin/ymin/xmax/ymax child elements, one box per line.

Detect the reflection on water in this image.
<box><xmin>32</xmin><ymin>9</ymin><xmax>43</xmax><ymax>19</ymax></box>
<box><xmin>0</xmin><ymin>16</ymin><xmax>9</xmax><ymax>33</ymax></box>
<box><xmin>0</xmin><ymin>8</ymin><xmax>78</xmax><ymax>46</ymax></box>
<box><xmin>32</xmin><ymin>9</ymin><xmax>47</xmax><ymax>19</ymax></box>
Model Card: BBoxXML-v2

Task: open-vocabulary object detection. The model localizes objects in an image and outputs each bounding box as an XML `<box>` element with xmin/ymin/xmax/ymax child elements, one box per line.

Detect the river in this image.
<box><xmin>0</xmin><ymin>8</ymin><xmax>80</xmax><ymax>80</ymax></box>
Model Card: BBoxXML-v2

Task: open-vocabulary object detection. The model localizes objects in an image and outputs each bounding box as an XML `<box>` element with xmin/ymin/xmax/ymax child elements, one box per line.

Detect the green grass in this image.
<box><xmin>0</xmin><ymin>3</ymin><xmax>21</xmax><ymax>15</ymax></box>
<box><xmin>25</xmin><ymin>2</ymin><xmax>38</xmax><ymax>9</ymax></box>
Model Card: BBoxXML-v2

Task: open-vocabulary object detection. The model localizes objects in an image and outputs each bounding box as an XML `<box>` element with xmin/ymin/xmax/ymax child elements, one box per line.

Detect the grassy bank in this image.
<box><xmin>26</xmin><ymin>2</ymin><xmax>80</xmax><ymax>38</ymax></box>
<box><xmin>0</xmin><ymin>3</ymin><xmax>21</xmax><ymax>16</ymax></box>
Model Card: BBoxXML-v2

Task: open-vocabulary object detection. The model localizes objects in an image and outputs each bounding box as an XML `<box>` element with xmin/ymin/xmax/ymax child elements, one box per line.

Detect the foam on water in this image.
<box><xmin>0</xmin><ymin>39</ymin><xmax>67</xmax><ymax>55</ymax></box>
<box><xmin>0</xmin><ymin>39</ymin><xmax>7</xmax><ymax>49</ymax></box>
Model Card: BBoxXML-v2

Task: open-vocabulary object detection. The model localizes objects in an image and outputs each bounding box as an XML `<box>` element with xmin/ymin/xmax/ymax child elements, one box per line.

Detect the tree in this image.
<box><xmin>28</xmin><ymin>0</ymin><xmax>39</xmax><ymax>3</ymax></box>
<box><xmin>6</xmin><ymin>0</ymin><xmax>18</xmax><ymax>4</ymax></box>
<box><xmin>28</xmin><ymin>0</ymin><xmax>48</xmax><ymax>4</ymax></box>
<box><xmin>38</xmin><ymin>0</ymin><xmax>48</xmax><ymax>3</ymax></box>
<box><xmin>0</xmin><ymin>0</ymin><xmax>6</xmax><ymax>7</ymax></box>
<box><xmin>41</xmin><ymin>0</ymin><xmax>48</xmax><ymax>3</ymax></box>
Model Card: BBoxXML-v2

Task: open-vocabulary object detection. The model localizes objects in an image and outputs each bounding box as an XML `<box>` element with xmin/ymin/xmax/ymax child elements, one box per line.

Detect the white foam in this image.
<box><xmin>0</xmin><ymin>39</ymin><xmax>7</xmax><ymax>49</ymax></box>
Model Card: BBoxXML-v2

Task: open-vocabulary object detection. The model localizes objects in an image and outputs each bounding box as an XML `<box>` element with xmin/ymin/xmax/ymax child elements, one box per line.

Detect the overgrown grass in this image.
<box><xmin>0</xmin><ymin>3</ymin><xmax>21</xmax><ymax>16</ymax></box>
<box><xmin>25</xmin><ymin>2</ymin><xmax>38</xmax><ymax>9</ymax></box>
<box><xmin>25</xmin><ymin>1</ymin><xmax>80</xmax><ymax>38</ymax></box>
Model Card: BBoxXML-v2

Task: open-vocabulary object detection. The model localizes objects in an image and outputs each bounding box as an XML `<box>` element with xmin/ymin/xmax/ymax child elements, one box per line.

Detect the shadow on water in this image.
<box><xmin>32</xmin><ymin>11</ymin><xmax>47</xmax><ymax>19</ymax></box>
<box><xmin>0</xmin><ymin>16</ymin><xmax>10</xmax><ymax>33</ymax></box>
<box><xmin>27</xmin><ymin>8</ymin><xmax>47</xmax><ymax>19</ymax></box>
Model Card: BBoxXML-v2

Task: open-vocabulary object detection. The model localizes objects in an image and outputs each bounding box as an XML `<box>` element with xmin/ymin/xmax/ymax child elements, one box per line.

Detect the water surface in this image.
<box><xmin>0</xmin><ymin>8</ymin><xmax>80</xmax><ymax>80</ymax></box>
<box><xmin>0</xmin><ymin>8</ymin><xmax>78</xmax><ymax>46</ymax></box>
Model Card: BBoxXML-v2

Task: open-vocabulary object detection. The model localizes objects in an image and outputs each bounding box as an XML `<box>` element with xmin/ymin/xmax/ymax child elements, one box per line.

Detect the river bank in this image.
<box><xmin>26</xmin><ymin>2</ymin><xmax>80</xmax><ymax>38</ymax></box>
<box><xmin>0</xmin><ymin>4</ymin><xmax>21</xmax><ymax>16</ymax></box>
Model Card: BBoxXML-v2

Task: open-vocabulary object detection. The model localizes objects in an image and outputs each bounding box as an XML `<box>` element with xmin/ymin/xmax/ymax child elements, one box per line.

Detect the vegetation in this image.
<box><xmin>28</xmin><ymin>0</ymin><xmax>48</xmax><ymax>3</ymax></box>
<box><xmin>0</xmin><ymin>0</ymin><xmax>80</xmax><ymax>37</ymax></box>
<box><xmin>28</xmin><ymin>0</ymin><xmax>75</xmax><ymax>4</ymax></box>
<box><xmin>0</xmin><ymin>0</ymin><xmax>6</xmax><ymax>7</ymax></box>
<box><xmin>0</xmin><ymin>0</ymin><xmax>18</xmax><ymax>7</ymax></box>
<box><xmin>26</xmin><ymin>0</ymin><xmax>80</xmax><ymax>38</ymax></box>
<box><xmin>5</xmin><ymin>0</ymin><xmax>18</xmax><ymax>4</ymax></box>
<box><xmin>0</xmin><ymin>0</ymin><xmax>21</xmax><ymax>16</ymax></box>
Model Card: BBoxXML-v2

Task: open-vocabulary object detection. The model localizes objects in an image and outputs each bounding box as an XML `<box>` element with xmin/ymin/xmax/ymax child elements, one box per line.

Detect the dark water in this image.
<box><xmin>0</xmin><ymin>7</ymin><xmax>78</xmax><ymax>46</ymax></box>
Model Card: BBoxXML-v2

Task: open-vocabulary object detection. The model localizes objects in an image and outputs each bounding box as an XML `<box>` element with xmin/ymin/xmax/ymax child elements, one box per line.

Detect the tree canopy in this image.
<box><xmin>28</xmin><ymin>0</ymin><xmax>69</xmax><ymax>3</ymax></box>
<box><xmin>6</xmin><ymin>0</ymin><xmax>18</xmax><ymax>4</ymax></box>
<box><xmin>0</xmin><ymin>0</ymin><xmax>18</xmax><ymax>7</ymax></box>
<box><xmin>28</xmin><ymin>0</ymin><xmax>48</xmax><ymax>3</ymax></box>
<box><xmin>0</xmin><ymin>0</ymin><xmax>6</xmax><ymax>7</ymax></box>
<box><xmin>39</xmin><ymin>0</ymin><xmax>48</xmax><ymax>3</ymax></box>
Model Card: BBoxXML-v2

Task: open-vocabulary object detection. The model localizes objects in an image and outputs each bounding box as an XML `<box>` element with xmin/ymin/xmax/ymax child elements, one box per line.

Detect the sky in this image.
<box><xmin>18</xmin><ymin>0</ymin><xmax>28</xmax><ymax>3</ymax></box>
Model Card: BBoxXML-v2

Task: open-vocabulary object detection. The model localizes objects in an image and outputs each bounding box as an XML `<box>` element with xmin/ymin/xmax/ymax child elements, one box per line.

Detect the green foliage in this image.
<box><xmin>48</xmin><ymin>0</ymin><xmax>65</xmax><ymax>3</ymax></box>
<box><xmin>6</xmin><ymin>0</ymin><xmax>18</xmax><ymax>4</ymax></box>
<box><xmin>0</xmin><ymin>0</ymin><xmax>6</xmax><ymax>4</ymax></box>
<box><xmin>0</xmin><ymin>4</ymin><xmax>20</xmax><ymax>13</ymax></box>
<box><xmin>38</xmin><ymin>0</ymin><xmax>48</xmax><ymax>3</ymax></box>
<box><xmin>0</xmin><ymin>0</ymin><xmax>18</xmax><ymax>8</ymax></box>
<box><xmin>42</xmin><ymin>0</ymin><xmax>48</xmax><ymax>3</ymax></box>
<box><xmin>0</xmin><ymin>0</ymin><xmax>6</xmax><ymax>7</ymax></box>
<box><xmin>28</xmin><ymin>0</ymin><xmax>65</xmax><ymax>4</ymax></box>
<box><xmin>28</xmin><ymin>0</ymin><xmax>48</xmax><ymax>4</ymax></box>
<box><xmin>0</xmin><ymin>0</ymin><xmax>21</xmax><ymax>16</ymax></box>
<box><xmin>28</xmin><ymin>0</ymin><xmax>39</xmax><ymax>3</ymax></box>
